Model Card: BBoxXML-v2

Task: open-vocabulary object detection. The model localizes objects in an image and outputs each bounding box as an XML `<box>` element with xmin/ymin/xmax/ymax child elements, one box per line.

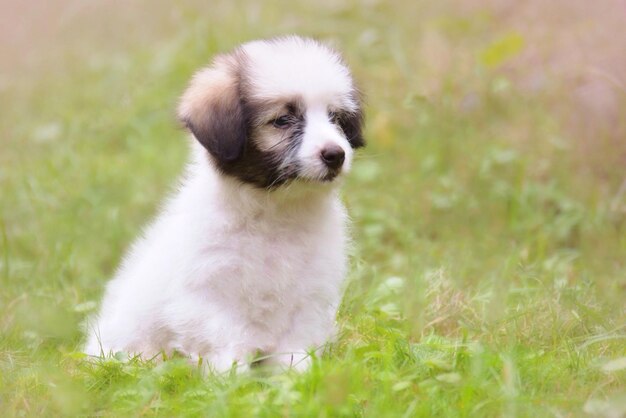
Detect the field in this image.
<box><xmin>1</xmin><ymin>1</ymin><xmax>625</xmax><ymax>416</ymax></box>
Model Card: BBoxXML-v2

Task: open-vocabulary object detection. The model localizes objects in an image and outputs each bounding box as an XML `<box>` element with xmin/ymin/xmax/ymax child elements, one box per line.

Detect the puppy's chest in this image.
<box><xmin>197</xmin><ymin>220</ymin><xmax>330</xmax><ymax>302</ymax></box>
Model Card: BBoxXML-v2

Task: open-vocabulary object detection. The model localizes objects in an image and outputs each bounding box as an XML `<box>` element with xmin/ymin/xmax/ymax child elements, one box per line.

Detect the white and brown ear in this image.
<box><xmin>177</xmin><ymin>55</ymin><xmax>246</xmax><ymax>163</ymax></box>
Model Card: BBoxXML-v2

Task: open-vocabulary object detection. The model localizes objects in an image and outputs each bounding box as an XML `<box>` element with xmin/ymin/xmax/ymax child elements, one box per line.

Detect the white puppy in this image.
<box><xmin>84</xmin><ymin>36</ymin><xmax>364</xmax><ymax>372</ymax></box>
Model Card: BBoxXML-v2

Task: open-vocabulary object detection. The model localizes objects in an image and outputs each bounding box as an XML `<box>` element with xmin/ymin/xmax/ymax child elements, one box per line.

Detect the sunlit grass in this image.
<box><xmin>1</xmin><ymin>1</ymin><xmax>625</xmax><ymax>416</ymax></box>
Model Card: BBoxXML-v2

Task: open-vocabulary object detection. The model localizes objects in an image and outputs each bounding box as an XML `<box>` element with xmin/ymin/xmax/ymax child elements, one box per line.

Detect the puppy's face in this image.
<box><xmin>178</xmin><ymin>36</ymin><xmax>364</xmax><ymax>189</ymax></box>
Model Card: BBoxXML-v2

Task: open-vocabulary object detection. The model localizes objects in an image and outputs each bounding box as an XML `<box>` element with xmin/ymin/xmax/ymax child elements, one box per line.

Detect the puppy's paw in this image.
<box><xmin>199</xmin><ymin>350</ymin><xmax>250</xmax><ymax>376</ymax></box>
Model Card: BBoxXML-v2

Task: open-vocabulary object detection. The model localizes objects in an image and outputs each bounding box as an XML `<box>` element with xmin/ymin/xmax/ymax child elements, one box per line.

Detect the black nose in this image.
<box><xmin>320</xmin><ymin>145</ymin><xmax>345</xmax><ymax>170</ymax></box>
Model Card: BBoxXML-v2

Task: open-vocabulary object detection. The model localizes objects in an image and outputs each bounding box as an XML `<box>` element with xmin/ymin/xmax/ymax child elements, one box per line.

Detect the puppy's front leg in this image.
<box><xmin>266</xmin><ymin>307</ymin><xmax>337</xmax><ymax>372</ymax></box>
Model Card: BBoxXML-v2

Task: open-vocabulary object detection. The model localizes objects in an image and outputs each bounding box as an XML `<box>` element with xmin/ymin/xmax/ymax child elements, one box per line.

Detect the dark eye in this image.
<box><xmin>271</xmin><ymin>115</ymin><xmax>292</xmax><ymax>129</ymax></box>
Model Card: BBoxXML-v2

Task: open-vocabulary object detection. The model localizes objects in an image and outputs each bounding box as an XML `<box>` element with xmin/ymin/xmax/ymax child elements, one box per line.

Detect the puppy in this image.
<box><xmin>84</xmin><ymin>36</ymin><xmax>364</xmax><ymax>372</ymax></box>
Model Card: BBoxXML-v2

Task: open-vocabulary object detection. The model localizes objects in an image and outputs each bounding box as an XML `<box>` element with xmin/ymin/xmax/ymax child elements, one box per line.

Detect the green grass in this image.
<box><xmin>1</xmin><ymin>1</ymin><xmax>625</xmax><ymax>416</ymax></box>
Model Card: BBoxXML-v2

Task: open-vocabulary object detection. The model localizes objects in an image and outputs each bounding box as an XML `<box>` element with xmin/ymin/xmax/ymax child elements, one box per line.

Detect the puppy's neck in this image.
<box><xmin>188</xmin><ymin>151</ymin><xmax>339</xmax><ymax>220</ymax></box>
<box><xmin>219</xmin><ymin>170</ymin><xmax>338</xmax><ymax>217</ymax></box>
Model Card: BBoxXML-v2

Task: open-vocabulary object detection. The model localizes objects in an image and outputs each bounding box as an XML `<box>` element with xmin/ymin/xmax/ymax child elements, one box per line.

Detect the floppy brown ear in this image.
<box><xmin>178</xmin><ymin>60</ymin><xmax>246</xmax><ymax>163</ymax></box>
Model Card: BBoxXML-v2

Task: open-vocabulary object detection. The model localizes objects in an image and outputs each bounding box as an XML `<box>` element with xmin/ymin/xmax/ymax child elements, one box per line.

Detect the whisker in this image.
<box><xmin>352</xmin><ymin>153</ymin><xmax>384</xmax><ymax>159</ymax></box>
<box><xmin>265</xmin><ymin>132</ymin><xmax>292</xmax><ymax>151</ymax></box>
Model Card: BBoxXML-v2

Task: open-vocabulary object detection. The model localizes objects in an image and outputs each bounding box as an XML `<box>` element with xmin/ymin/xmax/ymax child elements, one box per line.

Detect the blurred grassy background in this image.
<box><xmin>1</xmin><ymin>0</ymin><xmax>625</xmax><ymax>416</ymax></box>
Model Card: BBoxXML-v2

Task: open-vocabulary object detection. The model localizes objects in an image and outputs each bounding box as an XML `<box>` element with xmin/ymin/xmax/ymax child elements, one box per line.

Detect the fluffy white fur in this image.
<box><xmin>84</xmin><ymin>36</ymin><xmax>362</xmax><ymax>372</ymax></box>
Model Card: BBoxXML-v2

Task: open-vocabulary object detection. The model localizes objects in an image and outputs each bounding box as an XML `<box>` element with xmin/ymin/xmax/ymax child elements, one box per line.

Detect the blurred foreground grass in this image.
<box><xmin>1</xmin><ymin>1</ymin><xmax>625</xmax><ymax>416</ymax></box>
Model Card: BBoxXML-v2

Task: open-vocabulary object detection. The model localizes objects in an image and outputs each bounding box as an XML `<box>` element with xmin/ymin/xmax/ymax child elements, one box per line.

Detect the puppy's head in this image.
<box><xmin>178</xmin><ymin>36</ymin><xmax>364</xmax><ymax>189</ymax></box>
